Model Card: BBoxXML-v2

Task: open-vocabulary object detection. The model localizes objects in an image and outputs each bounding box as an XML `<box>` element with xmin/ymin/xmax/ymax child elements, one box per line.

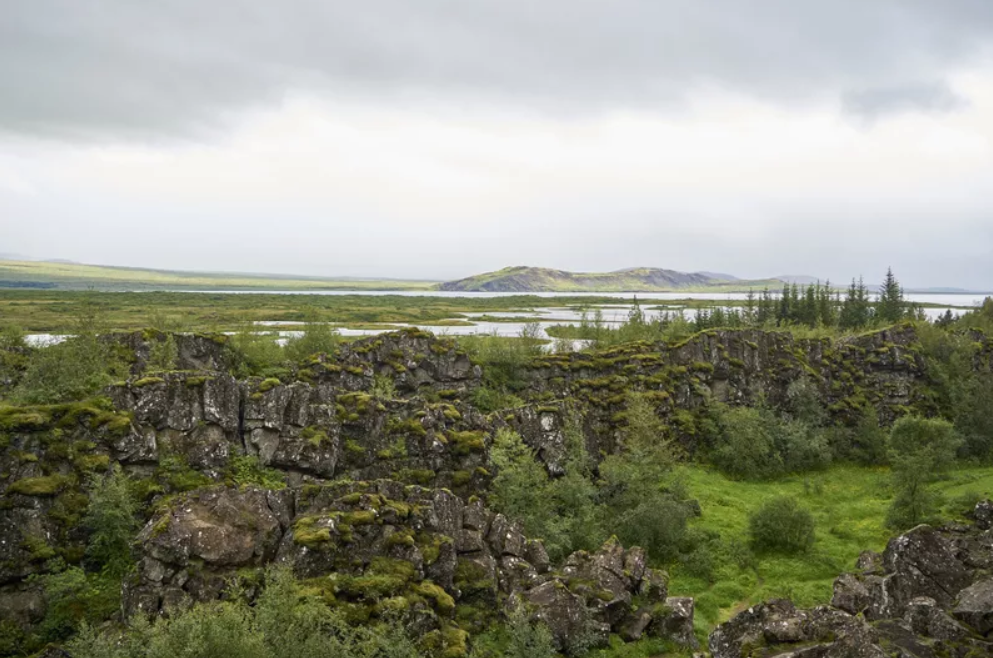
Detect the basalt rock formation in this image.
<box><xmin>709</xmin><ymin>501</ymin><xmax>993</xmax><ymax>658</ymax></box>
<box><xmin>0</xmin><ymin>325</ymin><xmax>988</xmax><ymax>656</ymax></box>
<box><xmin>125</xmin><ymin>482</ymin><xmax>690</xmax><ymax>653</ymax></box>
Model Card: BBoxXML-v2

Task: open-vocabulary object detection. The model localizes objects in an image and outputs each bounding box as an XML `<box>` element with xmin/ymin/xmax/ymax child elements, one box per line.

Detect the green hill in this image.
<box><xmin>437</xmin><ymin>266</ymin><xmax>781</xmax><ymax>292</ymax></box>
<box><xmin>0</xmin><ymin>260</ymin><xmax>438</xmax><ymax>291</ymax></box>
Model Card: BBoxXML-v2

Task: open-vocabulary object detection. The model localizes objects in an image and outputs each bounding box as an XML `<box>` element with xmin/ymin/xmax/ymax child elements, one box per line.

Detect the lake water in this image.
<box><xmin>23</xmin><ymin>291</ymin><xmax>988</xmax><ymax>347</ymax></box>
<box><xmin>173</xmin><ymin>290</ymin><xmax>991</xmax><ymax>308</ymax></box>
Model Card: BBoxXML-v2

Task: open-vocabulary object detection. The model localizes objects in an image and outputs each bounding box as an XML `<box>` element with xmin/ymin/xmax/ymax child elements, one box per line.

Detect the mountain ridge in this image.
<box><xmin>437</xmin><ymin>266</ymin><xmax>782</xmax><ymax>292</ymax></box>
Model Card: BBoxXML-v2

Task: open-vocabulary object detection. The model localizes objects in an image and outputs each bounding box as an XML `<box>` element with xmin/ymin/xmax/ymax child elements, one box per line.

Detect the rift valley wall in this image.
<box><xmin>0</xmin><ymin>325</ymin><xmax>986</xmax><ymax>655</ymax></box>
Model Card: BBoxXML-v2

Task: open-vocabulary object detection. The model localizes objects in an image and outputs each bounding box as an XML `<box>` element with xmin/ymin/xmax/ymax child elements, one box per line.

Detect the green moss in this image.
<box><xmin>399</xmin><ymin>469</ymin><xmax>436</xmax><ymax>485</ymax></box>
<box><xmin>73</xmin><ymin>453</ymin><xmax>110</xmax><ymax>472</ymax></box>
<box><xmin>447</xmin><ymin>430</ymin><xmax>487</xmax><ymax>456</ymax></box>
<box><xmin>149</xmin><ymin>515</ymin><xmax>171</xmax><ymax>538</ymax></box>
<box><xmin>133</xmin><ymin>376</ymin><xmax>165</xmax><ymax>387</ymax></box>
<box><xmin>342</xmin><ymin>509</ymin><xmax>377</xmax><ymax>526</ymax></box>
<box><xmin>454</xmin><ymin>560</ymin><xmax>494</xmax><ymax>595</ymax></box>
<box><xmin>292</xmin><ymin>516</ymin><xmax>333</xmax><ymax>546</ymax></box>
<box><xmin>385</xmin><ymin>529</ymin><xmax>416</xmax><ymax>548</ymax></box>
<box><xmin>226</xmin><ymin>454</ymin><xmax>286</xmax><ymax>490</ymax></box>
<box><xmin>452</xmin><ymin>470</ymin><xmax>472</xmax><ymax>486</ymax></box>
<box><xmin>417</xmin><ymin>533</ymin><xmax>452</xmax><ymax>566</ymax></box>
<box><xmin>301</xmin><ymin>425</ymin><xmax>329</xmax><ymax>446</ymax></box>
<box><xmin>257</xmin><ymin>377</ymin><xmax>281</xmax><ymax>393</ymax></box>
<box><xmin>86</xmin><ymin>410</ymin><xmax>133</xmax><ymax>436</ymax></box>
<box><xmin>21</xmin><ymin>533</ymin><xmax>57</xmax><ymax>561</ymax></box>
<box><xmin>413</xmin><ymin>581</ymin><xmax>456</xmax><ymax>614</ymax></box>
<box><xmin>0</xmin><ymin>406</ymin><xmax>53</xmax><ymax>431</ymax></box>
<box><xmin>345</xmin><ymin>439</ymin><xmax>365</xmax><ymax>455</ymax></box>
<box><xmin>185</xmin><ymin>376</ymin><xmax>210</xmax><ymax>387</ymax></box>
<box><xmin>7</xmin><ymin>474</ymin><xmax>69</xmax><ymax>496</ymax></box>
<box><xmin>156</xmin><ymin>453</ymin><xmax>211</xmax><ymax>492</ymax></box>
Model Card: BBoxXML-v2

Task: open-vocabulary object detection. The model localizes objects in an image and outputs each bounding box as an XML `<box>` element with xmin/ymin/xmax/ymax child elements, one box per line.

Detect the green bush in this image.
<box><xmin>68</xmin><ymin>568</ymin><xmax>423</xmax><ymax>658</ymax></box>
<box><xmin>227</xmin><ymin>327</ymin><xmax>287</xmax><ymax>378</ymax></box>
<box><xmin>888</xmin><ymin>416</ymin><xmax>961</xmax><ymax>473</ymax></box>
<box><xmin>147</xmin><ymin>334</ymin><xmax>178</xmax><ymax>372</ymax></box>
<box><xmin>749</xmin><ymin>496</ymin><xmax>815</xmax><ymax>554</ymax></box>
<box><xmin>284</xmin><ymin>319</ymin><xmax>339</xmax><ymax>362</ymax></box>
<box><xmin>14</xmin><ymin>304</ymin><xmax>127</xmax><ymax>404</ymax></box>
<box><xmin>84</xmin><ymin>465</ymin><xmax>139</xmax><ymax>577</ymax></box>
<box><xmin>501</xmin><ymin>607</ymin><xmax>557</xmax><ymax>658</ymax></box>
<box><xmin>33</xmin><ymin>566</ymin><xmax>122</xmax><ymax>647</ymax></box>
<box><xmin>710</xmin><ymin>406</ymin><xmax>784</xmax><ymax>480</ymax></box>
<box><xmin>886</xmin><ymin>416</ymin><xmax>961</xmax><ymax>530</ymax></box>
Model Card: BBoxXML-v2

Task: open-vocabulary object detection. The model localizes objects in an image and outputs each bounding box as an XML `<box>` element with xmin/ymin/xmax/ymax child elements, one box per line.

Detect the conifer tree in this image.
<box><xmin>799</xmin><ymin>284</ymin><xmax>818</xmax><ymax>326</ymax></box>
<box><xmin>817</xmin><ymin>281</ymin><xmax>837</xmax><ymax>326</ymax></box>
<box><xmin>877</xmin><ymin>267</ymin><xmax>905</xmax><ymax>324</ymax></box>
<box><xmin>778</xmin><ymin>283</ymin><xmax>792</xmax><ymax>324</ymax></box>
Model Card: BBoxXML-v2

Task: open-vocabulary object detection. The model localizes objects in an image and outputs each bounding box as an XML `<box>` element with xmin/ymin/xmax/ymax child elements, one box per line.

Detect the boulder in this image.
<box><xmin>974</xmin><ymin>500</ymin><xmax>993</xmax><ymax>531</ymax></box>
<box><xmin>904</xmin><ymin>596</ymin><xmax>973</xmax><ymax>642</ymax></box>
<box><xmin>878</xmin><ymin>524</ymin><xmax>973</xmax><ymax>615</ymax></box>
<box><xmin>709</xmin><ymin>600</ymin><xmax>875</xmax><ymax>658</ymax></box>
<box><xmin>652</xmin><ymin>597</ymin><xmax>697</xmax><ymax>648</ymax></box>
<box><xmin>953</xmin><ymin>578</ymin><xmax>993</xmax><ymax>637</ymax></box>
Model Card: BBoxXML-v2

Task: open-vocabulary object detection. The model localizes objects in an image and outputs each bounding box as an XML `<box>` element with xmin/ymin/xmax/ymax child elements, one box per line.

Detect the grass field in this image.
<box><xmin>0</xmin><ymin>290</ymin><xmax>760</xmax><ymax>333</ymax></box>
<box><xmin>670</xmin><ymin>464</ymin><xmax>993</xmax><ymax>641</ymax></box>
<box><xmin>0</xmin><ymin>260</ymin><xmax>439</xmax><ymax>291</ymax></box>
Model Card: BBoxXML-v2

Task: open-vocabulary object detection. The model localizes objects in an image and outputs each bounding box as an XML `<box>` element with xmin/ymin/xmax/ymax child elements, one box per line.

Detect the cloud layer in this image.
<box><xmin>2</xmin><ymin>2</ymin><xmax>992</xmax><ymax>288</ymax></box>
<box><xmin>4</xmin><ymin>1</ymin><xmax>993</xmax><ymax>139</ymax></box>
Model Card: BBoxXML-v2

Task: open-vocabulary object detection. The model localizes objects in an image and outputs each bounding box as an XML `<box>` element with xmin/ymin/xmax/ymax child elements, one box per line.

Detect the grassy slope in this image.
<box><xmin>671</xmin><ymin>464</ymin><xmax>993</xmax><ymax>640</ymax></box>
<box><xmin>0</xmin><ymin>290</ymin><xmax>637</xmax><ymax>332</ymax></box>
<box><xmin>0</xmin><ymin>260</ymin><xmax>438</xmax><ymax>291</ymax></box>
<box><xmin>440</xmin><ymin>266</ymin><xmax>785</xmax><ymax>293</ymax></box>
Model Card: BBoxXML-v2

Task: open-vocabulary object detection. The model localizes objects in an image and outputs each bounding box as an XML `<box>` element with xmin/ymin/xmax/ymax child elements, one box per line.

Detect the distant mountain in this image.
<box><xmin>438</xmin><ymin>266</ymin><xmax>779</xmax><ymax>293</ymax></box>
<box><xmin>774</xmin><ymin>275</ymin><xmax>823</xmax><ymax>286</ymax></box>
<box><xmin>695</xmin><ymin>271</ymin><xmax>740</xmax><ymax>282</ymax></box>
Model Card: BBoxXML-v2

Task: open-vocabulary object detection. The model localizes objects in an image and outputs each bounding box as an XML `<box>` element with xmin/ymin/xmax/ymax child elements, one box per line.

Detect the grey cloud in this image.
<box><xmin>3</xmin><ymin>0</ymin><xmax>993</xmax><ymax>140</ymax></box>
<box><xmin>842</xmin><ymin>81</ymin><xmax>968</xmax><ymax>120</ymax></box>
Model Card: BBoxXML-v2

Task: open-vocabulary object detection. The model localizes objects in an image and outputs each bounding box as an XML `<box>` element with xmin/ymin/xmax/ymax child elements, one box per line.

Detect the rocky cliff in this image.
<box><xmin>709</xmin><ymin>501</ymin><xmax>993</xmax><ymax>657</ymax></box>
<box><xmin>0</xmin><ymin>325</ymin><xmax>988</xmax><ymax>656</ymax></box>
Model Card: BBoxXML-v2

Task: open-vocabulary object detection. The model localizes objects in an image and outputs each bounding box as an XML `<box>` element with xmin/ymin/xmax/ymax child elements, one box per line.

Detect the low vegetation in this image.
<box><xmin>1</xmin><ymin>272</ymin><xmax>992</xmax><ymax>656</ymax></box>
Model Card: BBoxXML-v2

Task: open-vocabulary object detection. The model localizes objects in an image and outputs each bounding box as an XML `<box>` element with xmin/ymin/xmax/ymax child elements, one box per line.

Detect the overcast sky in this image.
<box><xmin>2</xmin><ymin>1</ymin><xmax>993</xmax><ymax>287</ymax></box>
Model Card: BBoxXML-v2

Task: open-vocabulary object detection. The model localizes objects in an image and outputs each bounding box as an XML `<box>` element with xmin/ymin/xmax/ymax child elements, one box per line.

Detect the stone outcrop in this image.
<box><xmin>125</xmin><ymin>481</ymin><xmax>690</xmax><ymax>654</ymax></box>
<box><xmin>3</xmin><ymin>325</ymin><xmax>987</xmax><ymax>655</ymax></box>
<box><xmin>710</xmin><ymin>502</ymin><xmax>993</xmax><ymax>657</ymax></box>
<box><xmin>528</xmin><ymin>325</ymin><xmax>933</xmax><ymax>455</ymax></box>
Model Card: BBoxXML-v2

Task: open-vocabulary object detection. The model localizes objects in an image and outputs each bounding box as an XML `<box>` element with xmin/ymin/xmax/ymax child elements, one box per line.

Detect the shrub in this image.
<box><xmin>710</xmin><ymin>406</ymin><xmax>783</xmax><ymax>480</ymax></box>
<box><xmin>370</xmin><ymin>373</ymin><xmax>396</xmax><ymax>401</ymax></box>
<box><xmin>888</xmin><ymin>416</ymin><xmax>961</xmax><ymax>474</ymax></box>
<box><xmin>33</xmin><ymin>566</ymin><xmax>122</xmax><ymax>647</ymax></box>
<box><xmin>835</xmin><ymin>405</ymin><xmax>889</xmax><ymax>466</ymax></box>
<box><xmin>15</xmin><ymin>303</ymin><xmax>126</xmax><ymax>404</ymax></box>
<box><xmin>146</xmin><ymin>334</ymin><xmax>178</xmax><ymax>372</ymax></box>
<box><xmin>775</xmin><ymin>420</ymin><xmax>832</xmax><ymax>473</ymax></box>
<box><xmin>749</xmin><ymin>496</ymin><xmax>815</xmax><ymax>554</ymax></box>
<box><xmin>84</xmin><ymin>465</ymin><xmax>139</xmax><ymax>577</ymax></box>
<box><xmin>226</xmin><ymin>455</ymin><xmax>287</xmax><ymax>490</ymax></box>
<box><xmin>284</xmin><ymin>318</ymin><xmax>339</xmax><ymax>362</ymax></box>
<box><xmin>227</xmin><ymin>327</ymin><xmax>286</xmax><ymax>378</ymax></box>
<box><xmin>67</xmin><ymin>567</ymin><xmax>423</xmax><ymax>658</ymax></box>
<box><xmin>502</xmin><ymin>607</ymin><xmax>557</xmax><ymax>658</ymax></box>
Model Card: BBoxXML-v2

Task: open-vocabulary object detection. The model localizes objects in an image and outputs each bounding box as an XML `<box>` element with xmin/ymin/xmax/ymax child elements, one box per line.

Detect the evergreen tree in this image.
<box><xmin>778</xmin><ymin>283</ymin><xmax>792</xmax><ymax>324</ymax></box>
<box><xmin>744</xmin><ymin>290</ymin><xmax>757</xmax><ymax>325</ymax></box>
<box><xmin>799</xmin><ymin>284</ymin><xmax>818</xmax><ymax>326</ymax></box>
<box><xmin>817</xmin><ymin>281</ymin><xmax>837</xmax><ymax>326</ymax></box>
<box><xmin>756</xmin><ymin>288</ymin><xmax>773</xmax><ymax>325</ymax></box>
<box><xmin>839</xmin><ymin>277</ymin><xmax>873</xmax><ymax>329</ymax></box>
<box><xmin>877</xmin><ymin>267</ymin><xmax>905</xmax><ymax>324</ymax></box>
